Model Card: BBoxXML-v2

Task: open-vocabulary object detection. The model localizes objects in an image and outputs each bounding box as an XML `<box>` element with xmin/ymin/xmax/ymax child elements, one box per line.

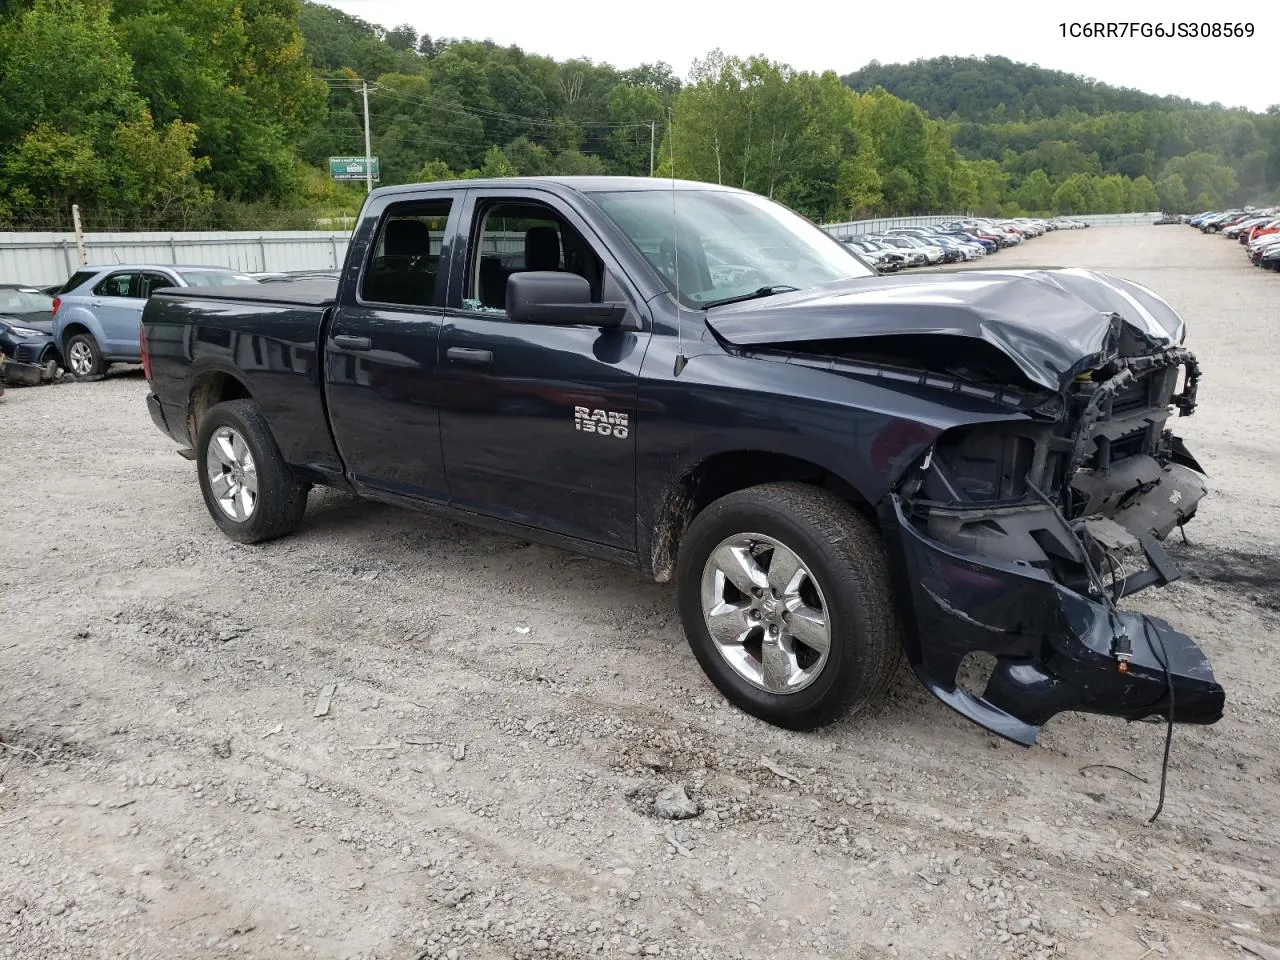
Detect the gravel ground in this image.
<box><xmin>1</xmin><ymin>225</ymin><xmax>1277</xmax><ymax>960</ymax></box>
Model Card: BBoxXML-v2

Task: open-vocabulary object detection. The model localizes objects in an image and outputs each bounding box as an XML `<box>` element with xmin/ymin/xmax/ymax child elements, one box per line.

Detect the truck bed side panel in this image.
<box><xmin>144</xmin><ymin>293</ymin><xmax>344</xmax><ymax>483</ymax></box>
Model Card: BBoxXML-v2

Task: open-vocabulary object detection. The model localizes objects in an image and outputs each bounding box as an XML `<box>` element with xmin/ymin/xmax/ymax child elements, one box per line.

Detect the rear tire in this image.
<box><xmin>195</xmin><ymin>399</ymin><xmax>309</xmax><ymax>544</ymax></box>
<box><xmin>64</xmin><ymin>333</ymin><xmax>104</xmax><ymax>380</ymax></box>
<box><xmin>675</xmin><ymin>482</ymin><xmax>901</xmax><ymax>730</ymax></box>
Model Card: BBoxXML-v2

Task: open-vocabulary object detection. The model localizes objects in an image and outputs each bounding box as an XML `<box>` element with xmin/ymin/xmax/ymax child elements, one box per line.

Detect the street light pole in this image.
<box><xmin>361</xmin><ymin>79</ymin><xmax>373</xmax><ymax>195</ymax></box>
<box><xmin>649</xmin><ymin>120</ymin><xmax>655</xmax><ymax>177</ymax></box>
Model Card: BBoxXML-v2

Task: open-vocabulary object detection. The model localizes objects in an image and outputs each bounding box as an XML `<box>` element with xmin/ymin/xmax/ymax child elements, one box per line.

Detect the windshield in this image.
<box><xmin>0</xmin><ymin>288</ymin><xmax>53</xmax><ymax>313</ymax></box>
<box><xmin>178</xmin><ymin>270</ymin><xmax>259</xmax><ymax>287</ymax></box>
<box><xmin>590</xmin><ymin>188</ymin><xmax>874</xmax><ymax>308</ymax></box>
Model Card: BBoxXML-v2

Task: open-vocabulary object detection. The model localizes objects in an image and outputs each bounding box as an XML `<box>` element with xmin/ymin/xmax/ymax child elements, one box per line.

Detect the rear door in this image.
<box><xmin>324</xmin><ymin>191</ymin><xmax>462</xmax><ymax>502</ymax></box>
<box><xmin>436</xmin><ymin>187</ymin><xmax>650</xmax><ymax>550</ymax></box>
<box><xmin>90</xmin><ymin>271</ymin><xmax>147</xmax><ymax>355</ymax></box>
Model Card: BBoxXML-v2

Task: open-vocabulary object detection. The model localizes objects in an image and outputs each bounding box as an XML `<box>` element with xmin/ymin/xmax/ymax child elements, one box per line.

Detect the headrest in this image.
<box><xmin>524</xmin><ymin>226</ymin><xmax>561</xmax><ymax>271</ymax></box>
<box><xmin>384</xmin><ymin>219</ymin><xmax>431</xmax><ymax>258</ymax></box>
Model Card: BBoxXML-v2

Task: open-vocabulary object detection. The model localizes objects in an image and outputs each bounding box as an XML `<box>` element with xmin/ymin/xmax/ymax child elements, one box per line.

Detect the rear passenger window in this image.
<box><xmin>361</xmin><ymin>200</ymin><xmax>451</xmax><ymax>307</ymax></box>
<box><xmin>94</xmin><ymin>272</ymin><xmax>141</xmax><ymax>298</ymax></box>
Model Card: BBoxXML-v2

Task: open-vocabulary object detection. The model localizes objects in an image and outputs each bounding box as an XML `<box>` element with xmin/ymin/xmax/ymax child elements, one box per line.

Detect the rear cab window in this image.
<box><xmin>360</xmin><ymin>199</ymin><xmax>452</xmax><ymax>307</ymax></box>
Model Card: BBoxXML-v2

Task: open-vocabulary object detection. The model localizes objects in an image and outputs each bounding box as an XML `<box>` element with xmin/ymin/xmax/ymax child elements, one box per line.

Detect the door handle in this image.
<box><xmin>332</xmin><ymin>334</ymin><xmax>371</xmax><ymax>351</ymax></box>
<box><xmin>447</xmin><ymin>347</ymin><xmax>492</xmax><ymax>366</ymax></box>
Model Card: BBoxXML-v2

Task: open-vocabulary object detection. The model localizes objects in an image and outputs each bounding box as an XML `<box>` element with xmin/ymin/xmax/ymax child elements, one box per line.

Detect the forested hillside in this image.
<box><xmin>0</xmin><ymin>2</ymin><xmax>1276</xmax><ymax>231</ymax></box>
<box><xmin>845</xmin><ymin>56</ymin><xmax>1280</xmax><ymax>215</ymax></box>
<box><xmin>842</xmin><ymin>56</ymin><xmax>1202</xmax><ymax>122</ymax></box>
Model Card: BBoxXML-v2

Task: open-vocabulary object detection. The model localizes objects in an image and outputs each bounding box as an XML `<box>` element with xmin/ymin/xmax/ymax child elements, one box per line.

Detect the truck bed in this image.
<box><xmin>157</xmin><ymin>279</ymin><xmax>338</xmax><ymax>307</ymax></box>
<box><xmin>144</xmin><ymin>279</ymin><xmax>343</xmax><ymax>486</ymax></box>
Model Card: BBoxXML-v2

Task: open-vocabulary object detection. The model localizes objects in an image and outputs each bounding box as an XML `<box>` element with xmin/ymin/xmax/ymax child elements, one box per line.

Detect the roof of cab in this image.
<box><xmin>367</xmin><ymin>176</ymin><xmax>749</xmax><ymax>201</ymax></box>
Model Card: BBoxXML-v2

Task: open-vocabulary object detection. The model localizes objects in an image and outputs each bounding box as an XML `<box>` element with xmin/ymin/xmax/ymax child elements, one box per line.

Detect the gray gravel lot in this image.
<box><xmin>1</xmin><ymin>225</ymin><xmax>1277</xmax><ymax>960</ymax></box>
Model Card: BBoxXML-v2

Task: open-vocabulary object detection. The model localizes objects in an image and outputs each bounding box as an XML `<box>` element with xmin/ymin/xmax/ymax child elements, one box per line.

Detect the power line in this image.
<box><xmin>327</xmin><ymin>129</ymin><xmax>619</xmax><ymax>154</ymax></box>
<box><xmin>370</xmin><ymin>84</ymin><xmax>656</xmax><ymax>129</ymax></box>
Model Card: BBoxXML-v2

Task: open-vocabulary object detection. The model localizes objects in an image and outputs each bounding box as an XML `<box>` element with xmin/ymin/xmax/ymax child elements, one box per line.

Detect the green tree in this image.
<box><xmin>1160</xmin><ymin>151</ymin><xmax>1238</xmax><ymax>209</ymax></box>
<box><xmin>970</xmin><ymin>160</ymin><xmax>1007</xmax><ymax>215</ymax></box>
<box><xmin>477</xmin><ymin>145</ymin><xmax>517</xmax><ymax>178</ymax></box>
<box><xmin>1094</xmin><ymin>174</ymin><xmax>1128</xmax><ymax>213</ymax></box>
<box><xmin>838</xmin><ymin>137</ymin><xmax>883</xmax><ymax>216</ymax></box>
<box><xmin>1156</xmin><ymin>172</ymin><xmax>1189</xmax><ymax>211</ymax></box>
<box><xmin>418</xmin><ymin>159</ymin><xmax>456</xmax><ymax>182</ymax></box>
<box><xmin>0</xmin><ymin>0</ymin><xmax>208</xmax><ymax>222</ymax></box>
<box><xmin>113</xmin><ymin>0</ymin><xmax>325</xmax><ymax>202</ymax></box>
<box><xmin>1011</xmin><ymin>169</ymin><xmax>1053</xmax><ymax>212</ymax></box>
<box><xmin>1051</xmin><ymin>173</ymin><xmax>1099</xmax><ymax>214</ymax></box>
<box><xmin>1126</xmin><ymin>175</ymin><xmax>1159</xmax><ymax>211</ymax></box>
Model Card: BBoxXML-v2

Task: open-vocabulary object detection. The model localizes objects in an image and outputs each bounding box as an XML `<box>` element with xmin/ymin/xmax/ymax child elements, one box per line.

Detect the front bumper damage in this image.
<box><xmin>877</xmin><ymin>339</ymin><xmax>1224</xmax><ymax>745</ymax></box>
<box><xmin>880</xmin><ymin>496</ymin><xmax>1224</xmax><ymax>745</ymax></box>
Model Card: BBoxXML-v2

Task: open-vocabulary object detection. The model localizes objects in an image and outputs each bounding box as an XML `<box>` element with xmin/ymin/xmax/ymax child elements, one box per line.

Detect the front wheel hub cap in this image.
<box><xmin>700</xmin><ymin>533</ymin><xmax>832</xmax><ymax>694</ymax></box>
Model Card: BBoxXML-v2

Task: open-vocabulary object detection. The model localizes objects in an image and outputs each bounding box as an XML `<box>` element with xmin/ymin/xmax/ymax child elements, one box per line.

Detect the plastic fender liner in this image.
<box><xmin>878</xmin><ymin>495</ymin><xmax>1224</xmax><ymax>745</ymax></box>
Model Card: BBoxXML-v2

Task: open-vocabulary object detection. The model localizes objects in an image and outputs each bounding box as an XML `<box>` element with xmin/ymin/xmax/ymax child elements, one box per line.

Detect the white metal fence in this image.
<box><xmin>0</xmin><ymin>230</ymin><xmax>354</xmax><ymax>287</ymax></box>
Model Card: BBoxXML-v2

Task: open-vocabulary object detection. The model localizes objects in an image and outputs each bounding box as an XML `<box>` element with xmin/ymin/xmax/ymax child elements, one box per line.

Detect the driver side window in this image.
<box><xmin>464</xmin><ymin>200</ymin><xmax>608</xmax><ymax>317</ymax></box>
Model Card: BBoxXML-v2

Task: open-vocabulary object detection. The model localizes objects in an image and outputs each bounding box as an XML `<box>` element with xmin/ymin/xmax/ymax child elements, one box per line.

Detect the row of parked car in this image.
<box><xmin>836</xmin><ymin>216</ymin><xmax>1088</xmax><ymax>273</ymax></box>
<box><xmin>1182</xmin><ymin>208</ymin><xmax>1280</xmax><ymax>272</ymax></box>
<box><xmin>0</xmin><ymin>266</ymin><xmax>337</xmax><ymax>385</ymax></box>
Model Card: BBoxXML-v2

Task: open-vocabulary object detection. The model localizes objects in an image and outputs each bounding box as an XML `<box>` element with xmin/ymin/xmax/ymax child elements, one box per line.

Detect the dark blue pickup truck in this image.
<box><xmin>141</xmin><ymin>176</ymin><xmax>1224</xmax><ymax>745</ymax></box>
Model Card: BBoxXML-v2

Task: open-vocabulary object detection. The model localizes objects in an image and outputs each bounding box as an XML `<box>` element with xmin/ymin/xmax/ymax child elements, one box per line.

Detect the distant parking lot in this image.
<box><xmin>1</xmin><ymin>226</ymin><xmax>1277</xmax><ymax>960</ymax></box>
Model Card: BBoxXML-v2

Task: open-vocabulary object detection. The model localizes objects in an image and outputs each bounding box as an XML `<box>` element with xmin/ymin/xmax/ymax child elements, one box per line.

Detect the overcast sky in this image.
<box><xmin>328</xmin><ymin>0</ymin><xmax>1277</xmax><ymax>112</ymax></box>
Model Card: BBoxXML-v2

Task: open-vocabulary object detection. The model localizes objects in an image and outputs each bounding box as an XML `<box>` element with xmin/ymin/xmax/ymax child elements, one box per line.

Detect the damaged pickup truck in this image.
<box><xmin>140</xmin><ymin>176</ymin><xmax>1224</xmax><ymax>745</ymax></box>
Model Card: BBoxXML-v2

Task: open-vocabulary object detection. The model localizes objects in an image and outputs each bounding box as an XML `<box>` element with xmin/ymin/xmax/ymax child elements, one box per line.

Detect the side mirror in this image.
<box><xmin>506</xmin><ymin>271</ymin><xmax>627</xmax><ymax>329</ymax></box>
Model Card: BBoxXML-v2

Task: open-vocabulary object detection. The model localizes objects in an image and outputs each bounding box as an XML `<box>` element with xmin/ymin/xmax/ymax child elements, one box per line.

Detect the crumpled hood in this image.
<box><xmin>705</xmin><ymin>268</ymin><xmax>1187</xmax><ymax>392</ymax></box>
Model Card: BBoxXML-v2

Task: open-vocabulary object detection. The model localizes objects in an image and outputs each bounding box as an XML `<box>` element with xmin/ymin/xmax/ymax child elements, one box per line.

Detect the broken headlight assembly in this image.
<box><xmin>881</xmin><ymin>344</ymin><xmax>1222</xmax><ymax>758</ymax></box>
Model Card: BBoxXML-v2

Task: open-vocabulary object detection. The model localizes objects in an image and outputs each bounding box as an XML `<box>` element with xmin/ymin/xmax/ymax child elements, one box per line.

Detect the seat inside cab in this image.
<box><xmin>473</xmin><ymin>204</ymin><xmax>605</xmax><ymax>313</ymax></box>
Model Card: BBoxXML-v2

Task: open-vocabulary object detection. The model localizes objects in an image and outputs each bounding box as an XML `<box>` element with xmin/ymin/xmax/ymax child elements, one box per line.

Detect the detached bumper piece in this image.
<box><xmin>881</xmin><ymin>496</ymin><xmax>1224</xmax><ymax>746</ymax></box>
<box><xmin>0</xmin><ymin>356</ymin><xmax>59</xmax><ymax>385</ymax></box>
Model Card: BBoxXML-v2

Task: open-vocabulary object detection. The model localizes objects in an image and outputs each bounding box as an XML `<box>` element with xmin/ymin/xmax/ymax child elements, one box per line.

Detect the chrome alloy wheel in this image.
<box><xmin>67</xmin><ymin>340</ymin><xmax>94</xmax><ymax>376</ymax></box>
<box><xmin>205</xmin><ymin>426</ymin><xmax>258</xmax><ymax>521</ymax></box>
<box><xmin>699</xmin><ymin>533</ymin><xmax>832</xmax><ymax>694</ymax></box>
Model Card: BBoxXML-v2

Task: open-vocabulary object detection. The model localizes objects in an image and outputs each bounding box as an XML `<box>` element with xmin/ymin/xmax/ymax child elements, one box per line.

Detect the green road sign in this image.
<box><xmin>329</xmin><ymin>156</ymin><xmax>380</xmax><ymax>181</ymax></box>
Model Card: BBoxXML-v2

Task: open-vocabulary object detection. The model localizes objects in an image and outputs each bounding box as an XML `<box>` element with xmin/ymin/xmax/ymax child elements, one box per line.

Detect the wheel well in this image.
<box><xmin>648</xmin><ymin>451</ymin><xmax>871</xmax><ymax>582</ymax></box>
<box><xmin>60</xmin><ymin>322</ymin><xmax>92</xmax><ymax>347</ymax></box>
<box><xmin>187</xmin><ymin>371</ymin><xmax>252</xmax><ymax>442</ymax></box>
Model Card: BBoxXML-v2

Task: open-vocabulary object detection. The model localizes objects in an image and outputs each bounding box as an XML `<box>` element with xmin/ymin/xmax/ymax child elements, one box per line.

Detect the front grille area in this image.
<box><xmin>1108</xmin><ymin>375</ymin><xmax>1152</xmax><ymax>415</ymax></box>
<box><xmin>14</xmin><ymin>343</ymin><xmax>44</xmax><ymax>363</ymax></box>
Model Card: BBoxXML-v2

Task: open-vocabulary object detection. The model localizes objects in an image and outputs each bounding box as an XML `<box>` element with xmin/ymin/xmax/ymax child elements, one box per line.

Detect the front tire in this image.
<box><xmin>195</xmin><ymin>399</ymin><xmax>309</xmax><ymax>544</ymax></box>
<box><xmin>675</xmin><ymin>482</ymin><xmax>901</xmax><ymax>730</ymax></box>
<box><xmin>64</xmin><ymin>333</ymin><xmax>104</xmax><ymax>380</ymax></box>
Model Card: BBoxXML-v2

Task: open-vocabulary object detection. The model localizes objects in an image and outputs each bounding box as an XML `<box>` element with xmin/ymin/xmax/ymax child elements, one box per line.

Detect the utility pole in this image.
<box><xmin>649</xmin><ymin>120</ymin><xmax>656</xmax><ymax>177</ymax></box>
<box><xmin>71</xmin><ymin>204</ymin><xmax>87</xmax><ymax>265</ymax></box>
<box><xmin>361</xmin><ymin>79</ymin><xmax>373</xmax><ymax>195</ymax></box>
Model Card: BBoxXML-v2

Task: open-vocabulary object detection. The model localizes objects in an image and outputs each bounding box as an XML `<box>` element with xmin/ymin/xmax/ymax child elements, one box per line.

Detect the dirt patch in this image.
<box><xmin>1169</xmin><ymin>542</ymin><xmax>1280</xmax><ymax>611</ymax></box>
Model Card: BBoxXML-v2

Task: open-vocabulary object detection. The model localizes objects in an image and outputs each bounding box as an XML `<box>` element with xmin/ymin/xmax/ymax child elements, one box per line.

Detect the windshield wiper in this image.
<box><xmin>702</xmin><ymin>285</ymin><xmax>800</xmax><ymax>309</ymax></box>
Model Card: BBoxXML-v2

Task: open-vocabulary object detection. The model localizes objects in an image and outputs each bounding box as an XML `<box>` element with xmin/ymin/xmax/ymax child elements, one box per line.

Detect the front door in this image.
<box><xmin>90</xmin><ymin>271</ymin><xmax>149</xmax><ymax>355</ymax></box>
<box><xmin>437</xmin><ymin>189</ymin><xmax>650</xmax><ymax>550</ymax></box>
<box><xmin>324</xmin><ymin>193</ymin><xmax>461</xmax><ymax>502</ymax></box>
